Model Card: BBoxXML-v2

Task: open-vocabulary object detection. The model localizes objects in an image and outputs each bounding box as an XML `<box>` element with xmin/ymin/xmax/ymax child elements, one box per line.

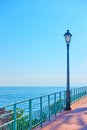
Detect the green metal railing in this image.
<box><xmin>0</xmin><ymin>86</ymin><xmax>87</xmax><ymax>130</ymax></box>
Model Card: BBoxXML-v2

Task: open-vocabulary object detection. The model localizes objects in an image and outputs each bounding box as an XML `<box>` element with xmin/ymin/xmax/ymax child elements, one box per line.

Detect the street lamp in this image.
<box><xmin>64</xmin><ymin>30</ymin><xmax>72</xmax><ymax>110</ymax></box>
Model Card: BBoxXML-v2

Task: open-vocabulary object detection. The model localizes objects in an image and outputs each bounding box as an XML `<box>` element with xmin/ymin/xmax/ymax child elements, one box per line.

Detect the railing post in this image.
<box><xmin>84</xmin><ymin>86</ymin><xmax>86</xmax><ymax>95</ymax></box>
<box><xmin>76</xmin><ymin>88</ymin><xmax>77</xmax><ymax>100</ymax></box>
<box><xmin>79</xmin><ymin>88</ymin><xmax>80</xmax><ymax>98</ymax></box>
<box><xmin>74</xmin><ymin>88</ymin><xmax>75</xmax><ymax>103</ymax></box>
<box><xmin>79</xmin><ymin>87</ymin><xmax>81</xmax><ymax>98</ymax></box>
<box><xmin>80</xmin><ymin>87</ymin><xmax>82</xmax><ymax>97</ymax></box>
<box><xmin>40</xmin><ymin>97</ymin><xmax>43</xmax><ymax>127</ymax></box>
<box><xmin>78</xmin><ymin>88</ymin><xmax>79</xmax><ymax>99</ymax></box>
<box><xmin>81</xmin><ymin>87</ymin><xmax>83</xmax><ymax>97</ymax></box>
<box><xmin>77</xmin><ymin>88</ymin><xmax>78</xmax><ymax>99</ymax></box>
<box><xmin>81</xmin><ymin>87</ymin><xmax>82</xmax><ymax>97</ymax></box>
<box><xmin>70</xmin><ymin>89</ymin><xmax>72</xmax><ymax>103</ymax></box>
<box><xmin>54</xmin><ymin>93</ymin><xmax>56</xmax><ymax>117</ymax></box>
<box><xmin>83</xmin><ymin>87</ymin><xmax>84</xmax><ymax>96</ymax></box>
<box><xmin>14</xmin><ymin>104</ymin><xmax>17</xmax><ymax>130</ymax></box>
<box><xmin>79</xmin><ymin>88</ymin><xmax>81</xmax><ymax>98</ymax></box>
<box><xmin>85</xmin><ymin>87</ymin><xmax>86</xmax><ymax>95</ymax></box>
<box><xmin>86</xmin><ymin>86</ymin><xmax>87</xmax><ymax>95</ymax></box>
<box><xmin>64</xmin><ymin>91</ymin><xmax>66</xmax><ymax>107</ymax></box>
<box><xmin>48</xmin><ymin>95</ymin><xmax>50</xmax><ymax>121</ymax></box>
<box><xmin>84</xmin><ymin>87</ymin><xmax>86</xmax><ymax>96</ymax></box>
<box><xmin>29</xmin><ymin>100</ymin><xmax>32</xmax><ymax>130</ymax></box>
<box><xmin>59</xmin><ymin>92</ymin><xmax>61</xmax><ymax>112</ymax></box>
<box><xmin>80</xmin><ymin>87</ymin><xmax>81</xmax><ymax>98</ymax></box>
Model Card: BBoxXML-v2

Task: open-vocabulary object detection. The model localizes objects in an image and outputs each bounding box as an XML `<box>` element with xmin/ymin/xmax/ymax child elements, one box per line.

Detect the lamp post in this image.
<box><xmin>64</xmin><ymin>30</ymin><xmax>72</xmax><ymax>110</ymax></box>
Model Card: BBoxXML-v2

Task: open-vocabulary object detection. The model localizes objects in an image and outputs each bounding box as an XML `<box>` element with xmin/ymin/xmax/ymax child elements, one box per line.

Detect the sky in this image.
<box><xmin>0</xmin><ymin>0</ymin><xmax>87</xmax><ymax>87</ymax></box>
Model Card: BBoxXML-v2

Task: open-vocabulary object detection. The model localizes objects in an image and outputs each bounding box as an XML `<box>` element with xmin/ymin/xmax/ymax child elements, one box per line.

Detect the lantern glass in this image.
<box><xmin>65</xmin><ymin>35</ymin><xmax>71</xmax><ymax>43</ymax></box>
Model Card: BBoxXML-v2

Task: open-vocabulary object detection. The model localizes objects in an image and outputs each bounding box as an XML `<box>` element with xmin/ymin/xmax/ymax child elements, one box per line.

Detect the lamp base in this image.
<box><xmin>65</xmin><ymin>107</ymin><xmax>71</xmax><ymax>111</ymax></box>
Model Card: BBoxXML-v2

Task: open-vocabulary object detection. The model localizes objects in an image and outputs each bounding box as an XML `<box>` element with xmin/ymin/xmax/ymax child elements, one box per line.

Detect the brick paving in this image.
<box><xmin>34</xmin><ymin>96</ymin><xmax>87</xmax><ymax>130</ymax></box>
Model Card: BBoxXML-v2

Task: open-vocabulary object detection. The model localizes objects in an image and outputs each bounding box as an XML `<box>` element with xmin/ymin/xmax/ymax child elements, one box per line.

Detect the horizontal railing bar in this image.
<box><xmin>0</xmin><ymin>91</ymin><xmax>66</xmax><ymax>109</ymax></box>
<box><xmin>0</xmin><ymin>120</ymin><xmax>14</xmax><ymax>128</ymax></box>
<box><xmin>0</xmin><ymin>114</ymin><xmax>28</xmax><ymax>128</ymax></box>
<box><xmin>0</xmin><ymin>103</ymin><xmax>15</xmax><ymax>109</ymax></box>
<box><xmin>0</xmin><ymin>111</ymin><xmax>14</xmax><ymax>118</ymax></box>
<box><xmin>0</xmin><ymin>87</ymin><xmax>86</xmax><ymax>109</ymax></box>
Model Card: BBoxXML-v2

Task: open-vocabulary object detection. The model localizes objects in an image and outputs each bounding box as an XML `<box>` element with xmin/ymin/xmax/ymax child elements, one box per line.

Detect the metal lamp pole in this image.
<box><xmin>64</xmin><ymin>30</ymin><xmax>72</xmax><ymax>110</ymax></box>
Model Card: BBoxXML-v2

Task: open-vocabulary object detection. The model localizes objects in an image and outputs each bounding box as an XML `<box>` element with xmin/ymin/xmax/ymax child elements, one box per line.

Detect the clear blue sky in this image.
<box><xmin>0</xmin><ymin>0</ymin><xmax>87</xmax><ymax>86</ymax></box>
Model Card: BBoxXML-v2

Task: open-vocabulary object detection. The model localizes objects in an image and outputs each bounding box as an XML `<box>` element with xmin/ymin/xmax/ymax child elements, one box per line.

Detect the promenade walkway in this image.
<box><xmin>35</xmin><ymin>96</ymin><xmax>87</xmax><ymax>130</ymax></box>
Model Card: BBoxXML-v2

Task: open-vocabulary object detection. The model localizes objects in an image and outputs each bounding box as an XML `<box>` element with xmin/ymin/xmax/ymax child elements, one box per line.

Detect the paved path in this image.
<box><xmin>34</xmin><ymin>96</ymin><xmax>87</xmax><ymax>130</ymax></box>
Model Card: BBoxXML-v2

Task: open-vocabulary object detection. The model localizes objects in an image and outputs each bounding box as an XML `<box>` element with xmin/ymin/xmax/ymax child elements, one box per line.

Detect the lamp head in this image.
<box><xmin>64</xmin><ymin>30</ymin><xmax>72</xmax><ymax>44</ymax></box>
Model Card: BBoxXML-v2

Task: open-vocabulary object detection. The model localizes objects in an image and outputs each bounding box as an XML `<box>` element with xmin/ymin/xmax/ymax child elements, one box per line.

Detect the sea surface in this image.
<box><xmin>0</xmin><ymin>86</ymin><xmax>65</xmax><ymax>107</ymax></box>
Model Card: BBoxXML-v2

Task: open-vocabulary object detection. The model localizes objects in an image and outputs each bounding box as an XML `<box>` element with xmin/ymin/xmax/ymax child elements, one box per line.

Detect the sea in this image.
<box><xmin>0</xmin><ymin>86</ymin><xmax>66</xmax><ymax>107</ymax></box>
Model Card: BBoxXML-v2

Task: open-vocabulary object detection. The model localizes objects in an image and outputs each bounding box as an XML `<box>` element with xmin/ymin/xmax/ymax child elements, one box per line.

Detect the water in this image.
<box><xmin>0</xmin><ymin>86</ymin><xmax>65</xmax><ymax>107</ymax></box>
